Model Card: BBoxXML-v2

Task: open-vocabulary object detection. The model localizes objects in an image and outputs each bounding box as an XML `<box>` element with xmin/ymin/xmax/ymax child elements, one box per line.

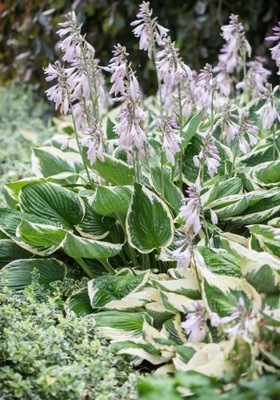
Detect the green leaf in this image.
<box><xmin>0</xmin><ymin>258</ymin><xmax>67</xmax><ymax>290</ymax></box>
<box><xmin>181</xmin><ymin>109</ymin><xmax>204</xmax><ymax>148</ymax></box>
<box><xmin>226</xmin><ymin>190</ymin><xmax>280</xmax><ymax>226</ymax></box>
<box><xmin>32</xmin><ymin>146</ymin><xmax>83</xmax><ymax>182</ymax></box>
<box><xmin>75</xmin><ymin>197</ymin><xmax>110</xmax><ymax>239</ymax></box>
<box><xmin>138</xmin><ymin>375</ymin><xmax>181</xmax><ymax>400</ymax></box>
<box><xmin>66</xmin><ymin>287</ymin><xmax>94</xmax><ymax>316</ymax></box>
<box><xmin>248</xmin><ymin>224</ymin><xmax>280</xmax><ymax>257</ymax></box>
<box><xmin>93</xmin><ymin>310</ymin><xmax>152</xmax><ymax>339</ymax></box>
<box><xmin>252</xmin><ymin>160</ymin><xmax>280</xmax><ymax>188</ymax></box>
<box><xmin>198</xmin><ymin>247</ymin><xmax>242</xmax><ymax>277</ymax></box>
<box><xmin>0</xmin><ymin>239</ymin><xmax>32</xmax><ymax>268</ymax></box>
<box><xmin>207</xmin><ymin>195</ymin><xmax>249</xmax><ymax>219</ymax></box>
<box><xmin>17</xmin><ymin>220</ymin><xmax>67</xmax><ymax>255</ymax></box>
<box><xmin>88</xmin><ymin>270</ymin><xmax>148</xmax><ymax>308</ymax></box>
<box><xmin>19</xmin><ymin>182</ymin><xmax>85</xmax><ymax>228</ymax></box>
<box><xmin>90</xmin><ymin>185</ymin><xmax>133</xmax><ymax>219</ymax></box>
<box><xmin>203</xmin><ymin>177</ymin><xmax>243</xmax><ymax>206</ymax></box>
<box><xmin>126</xmin><ymin>182</ymin><xmax>174</xmax><ymax>253</ymax></box>
<box><xmin>203</xmin><ymin>274</ymin><xmax>262</xmax><ymax>317</ymax></box>
<box><xmin>62</xmin><ymin>232</ymin><xmax>122</xmax><ymax>259</ymax></box>
<box><xmin>150</xmin><ymin>166</ymin><xmax>182</xmax><ymax>212</ymax></box>
<box><xmin>238</xmin><ymin>144</ymin><xmax>275</xmax><ymax>167</ymax></box>
<box><xmin>112</xmin><ymin>340</ymin><xmax>165</xmax><ymax>365</ymax></box>
<box><xmin>86</xmin><ymin>153</ymin><xmax>134</xmax><ymax>185</ymax></box>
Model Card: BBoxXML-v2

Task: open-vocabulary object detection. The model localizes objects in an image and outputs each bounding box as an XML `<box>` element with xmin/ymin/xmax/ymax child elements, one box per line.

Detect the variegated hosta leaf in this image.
<box><xmin>161</xmin><ymin>315</ymin><xmax>188</xmax><ymax>345</ymax></box>
<box><xmin>126</xmin><ymin>182</ymin><xmax>174</xmax><ymax>253</ymax></box>
<box><xmin>4</xmin><ymin>177</ymin><xmax>48</xmax><ymax>202</ymax></box>
<box><xmin>224</xmin><ymin>189</ymin><xmax>280</xmax><ymax>227</ymax></box>
<box><xmin>61</xmin><ymin>232</ymin><xmax>122</xmax><ymax>260</ymax></box>
<box><xmin>202</xmin><ymin>177</ymin><xmax>243</xmax><ymax>206</ymax></box>
<box><xmin>250</xmin><ymin>160</ymin><xmax>280</xmax><ymax>189</ymax></box>
<box><xmin>75</xmin><ymin>198</ymin><xmax>110</xmax><ymax>240</ymax></box>
<box><xmin>85</xmin><ymin>152</ymin><xmax>134</xmax><ymax>185</ymax></box>
<box><xmin>0</xmin><ymin>239</ymin><xmax>32</xmax><ymax>268</ymax></box>
<box><xmin>202</xmin><ymin>274</ymin><xmax>262</xmax><ymax>317</ymax></box>
<box><xmin>87</xmin><ymin>269</ymin><xmax>151</xmax><ymax>309</ymax></box>
<box><xmin>89</xmin><ymin>185</ymin><xmax>133</xmax><ymax>220</ymax></box>
<box><xmin>19</xmin><ymin>182</ymin><xmax>85</xmax><ymax>229</ymax></box>
<box><xmin>32</xmin><ymin>146</ymin><xmax>83</xmax><ymax>180</ymax></box>
<box><xmin>173</xmin><ymin>342</ymin><xmax>235</xmax><ymax>377</ymax></box>
<box><xmin>17</xmin><ymin>220</ymin><xmax>67</xmax><ymax>256</ymax></box>
<box><xmin>66</xmin><ymin>287</ymin><xmax>93</xmax><ymax>317</ymax></box>
<box><xmin>206</xmin><ymin>194</ymin><xmax>249</xmax><ymax>219</ymax></box>
<box><xmin>151</xmin><ymin>275</ymin><xmax>200</xmax><ymax>300</ymax></box>
<box><xmin>248</xmin><ymin>224</ymin><xmax>280</xmax><ymax>258</ymax></box>
<box><xmin>0</xmin><ymin>258</ymin><xmax>67</xmax><ymax>290</ymax></box>
<box><xmin>149</xmin><ymin>166</ymin><xmax>183</xmax><ymax>212</ymax></box>
<box><xmin>93</xmin><ymin>310</ymin><xmax>153</xmax><ymax>340</ymax></box>
<box><xmin>238</xmin><ymin>143</ymin><xmax>276</xmax><ymax>167</ymax></box>
<box><xmin>112</xmin><ymin>340</ymin><xmax>166</xmax><ymax>366</ymax></box>
<box><xmin>198</xmin><ymin>246</ymin><xmax>242</xmax><ymax>277</ymax></box>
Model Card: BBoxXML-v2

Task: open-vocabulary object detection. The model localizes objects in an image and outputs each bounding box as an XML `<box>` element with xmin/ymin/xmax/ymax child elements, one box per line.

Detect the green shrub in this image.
<box><xmin>0</xmin><ymin>280</ymin><xmax>139</xmax><ymax>399</ymax></box>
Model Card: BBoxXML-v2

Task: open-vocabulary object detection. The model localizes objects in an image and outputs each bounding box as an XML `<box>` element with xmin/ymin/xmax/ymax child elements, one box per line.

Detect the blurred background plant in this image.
<box><xmin>1</xmin><ymin>0</ymin><xmax>280</xmax><ymax>96</ymax></box>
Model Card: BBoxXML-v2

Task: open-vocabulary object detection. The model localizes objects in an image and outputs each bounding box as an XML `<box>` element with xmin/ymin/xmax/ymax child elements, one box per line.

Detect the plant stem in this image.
<box><xmin>99</xmin><ymin>259</ymin><xmax>115</xmax><ymax>275</ymax></box>
<box><xmin>272</xmin><ymin>123</ymin><xmax>276</xmax><ymax>161</ymax></box>
<box><xmin>178</xmin><ymin>84</ymin><xmax>184</xmax><ymax>191</ymax></box>
<box><xmin>75</xmin><ymin>258</ymin><xmax>96</xmax><ymax>279</ymax></box>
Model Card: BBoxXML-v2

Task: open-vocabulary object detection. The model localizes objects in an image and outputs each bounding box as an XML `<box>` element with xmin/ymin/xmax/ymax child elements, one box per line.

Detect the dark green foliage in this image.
<box><xmin>0</xmin><ymin>279</ymin><xmax>138</xmax><ymax>399</ymax></box>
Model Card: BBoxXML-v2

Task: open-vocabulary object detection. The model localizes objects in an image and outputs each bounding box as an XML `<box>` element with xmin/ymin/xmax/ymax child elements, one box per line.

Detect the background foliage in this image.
<box><xmin>1</xmin><ymin>0</ymin><xmax>280</xmax><ymax>94</ymax></box>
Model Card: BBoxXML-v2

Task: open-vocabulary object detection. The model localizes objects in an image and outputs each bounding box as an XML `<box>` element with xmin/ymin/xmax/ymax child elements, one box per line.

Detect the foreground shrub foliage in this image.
<box><xmin>0</xmin><ymin>2</ymin><xmax>280</xmax><ymax>396</ymax></box>
<box><xmin>0</xmin><ymin>280</ymin><xmax>138</xmax><ymax>399</ymax></box>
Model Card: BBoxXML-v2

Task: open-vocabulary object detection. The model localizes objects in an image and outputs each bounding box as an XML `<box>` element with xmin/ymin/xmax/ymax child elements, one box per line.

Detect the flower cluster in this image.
<box><xmin>131</xmin><ymin>1</ymin><xmax>169</xmax><ymax>59</ymax></box>
<box><xmin>182</xmin><ymin>297</ymin><xmax>253</xmax><ymax>343</ymax></box>
<box><xmin>105</xmin><ymin>44</ymin><xmax>148</xmax><ymax>158</ymax></box>
<box><xmin>179</xmin><ymin>178</ymin><xmax>202</xmax><ymax>235</ymax></box>
<box><xmin>44</xmin><ymin>12</ymin><xmax>106</xmax><ymax>163</ymax></box>
<box><xmin>157</xmin><ymin>115</ymin><xmax>181</xmax><ymax>165</ymax></box>
<box><xmin>266</xmin><ymin>22</ymin><xmax>280</xmax><ymax>75</ymax></box>
<box><xmin>255</xmin><ymin>83</ymin><xmax>279</xmax><ymax>129</ymax></box>
<box><xmin>193</xmin><ymin>131</ymin><xmax>221</xmax><ymax>178</ymax></box>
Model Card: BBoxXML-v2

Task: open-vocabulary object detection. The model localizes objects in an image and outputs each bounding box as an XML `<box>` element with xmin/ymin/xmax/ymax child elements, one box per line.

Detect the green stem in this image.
<box><xmin>272</xmin><ymin>123</ymin><xmax>276</xmax><ymax>161</ymax></box>
<box><xmin>228</xmin><ymin>138</ymin><xmax>239</xmax><ymax>178</ymax></box>
<box><xmin>99</xmin><ymin>259</ymin><xmax>115</xmax><ymax>275</ymax></box>
<box><xmin>178</xmin><ymin>84</ymin><xmax>184</xmax><ymax>191</ymax></box>
<box><xmin>75</xmin><ymin>258</ymin><xmax>96</xmax><ymax>279</ymax></box>
<box><xmin>67</xmin><ymin>88</ymin><xmax>93</xmax><ymax>189</ymax></box>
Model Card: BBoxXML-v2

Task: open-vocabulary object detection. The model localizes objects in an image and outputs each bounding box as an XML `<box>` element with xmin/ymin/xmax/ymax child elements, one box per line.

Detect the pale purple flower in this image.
<box><xmin>255</xmin><ymin>83</ymin><xmax>280</xmax><ymax>129</ymax></box>
<box><xmin>193</xmin><ymin>131</ymin><xmax>221</xmax><ymax>178</ymax></box>
<box><xmin>44</xmin><ymin>61</ymin><xmax>71</xmax><ymax>115</ymax></box>
<box><xmin>157</xmin><ymin>115</ymin><xmax>182</xmax><ymax>166</ymax></box>
<box><xmin>171</xmin><ymin>230</ymin><xmax>195</xmax><ymax>272</ymax></box>
<box><xmin>131</xmin><ymin>1</ymin><xmax>169</xmax><ymax>59</ymax></box>
<box><xmin>237</xmin><ymin>109</ymin><xmax>259</xmax><ymax>154</ymax></box>
<box><xmin>211</xmin><ymin>297</ymin><xmax>251</xmax><ymax>338</ymax></box>
<box><xmin>218</xmin><ymin>102</ymin><xmax>239</xmax><ymax>143</ymax></box>
<box><xmin>156</xmin><ymin>37</ymin><xmax>192</xmax><ymax>87</ymax></box>
<box><xmin>219</xmin><ymin>14</ymin><xmax>251</xmax><ymax>74</ymax></box>
<box><xmin>81</xmin><ymin>123</ymin><xmax>104</xmax><ymax>164</ymax></box>
<box><xmin>236</xmin><ymin>57</ymin><xmax>271</xmax><ymax>98</ymax></box>
<box><xmin>104</xmin><ymin>44</ymin><xmax>129</xmax><ymax>98</ymax></box>
<box><xmin>266</xmin><ymin>22</ymin><xmax>280</xmax><ymax>74</ymax></box>
<box><xmin>181</xmin><ymin>301</ymin><xmax>207</xmax><ymax>343</ymax></box>
<box><xmin>194</xmin><ymin>64</ymin><xmax>227</xmax><ymax>111</ymax></box>
<box><xmin>179</xmin><ymin>178</ymin><xmax>202</xmax><ymax>235</ymax></box>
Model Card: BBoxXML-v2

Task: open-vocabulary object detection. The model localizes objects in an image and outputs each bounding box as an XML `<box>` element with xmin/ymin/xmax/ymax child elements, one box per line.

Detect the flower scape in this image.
<box><xmin>0</xmin><ymin>2</ymin><xmax>280</xmax><ymax>398</ymax></box>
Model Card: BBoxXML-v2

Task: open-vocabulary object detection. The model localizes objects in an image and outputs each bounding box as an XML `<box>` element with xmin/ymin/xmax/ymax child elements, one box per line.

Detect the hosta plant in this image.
<box><xmin>0</xmin><ymin>2</ymin><xmax>280</xmax><ymax>392</ymax></box>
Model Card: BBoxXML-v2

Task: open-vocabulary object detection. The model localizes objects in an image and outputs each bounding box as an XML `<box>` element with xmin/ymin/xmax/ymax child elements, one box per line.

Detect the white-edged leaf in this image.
<box><xmin>126</xmin><ymin>182</ymin><xmax>174</xmax><ymax>253</ymax></box>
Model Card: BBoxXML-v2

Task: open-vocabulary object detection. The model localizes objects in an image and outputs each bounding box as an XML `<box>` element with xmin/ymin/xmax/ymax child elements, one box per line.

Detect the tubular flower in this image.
<box><xmin>237</xmin><ymin>109</ymin><xmax>259</xmax><ymax>154</ymax></box>
<box><xmin>171</xmin><ymin>229</ymin><xmax>195</xmax><ymax>272</ymax></box>
<box><xmin>236</xmin><ymin>57</ymin><xmax>271</xmax><ymax>98</ymax></box>
<box><xmin>219</xmin><ymin>14</ymin><xmax>252</xmax><ymax>74</ymax></box>
<box><xmin>193</xmin><ymin>131</ymin><xmax>221</xmax><ymax>178</ymax></box>
<box><xmin>266</xmin><ymin>22</ymin><xmax>280</xmax><ymax>75</ymax></box>
<box><xmin>81</xmin><ymin>121</ymin><xmax>104</xmax><ymax>165</ymax></box>
<box><xmin>157</xmin><ymin>115</ymin><xmax>182</xmax><ymax>166</ymax></box>
<box><xmin>179</xmin><ymin>178</ymin><xmax>202</xmax><ymax>235</ymax></box>
<box><xmin>181</xmin><ymin>301</ymin><xmax>207</xmax><ymax>343</ymax></box>
<box><xmin>255</xmin><ymin>83</ymin><xmax>280</xmax><ymax>129</ymax></box>
<box><xmin>218</xmin><ymin>102</ymin><xmax>239</xmax><ymax>144</ymax></box>
<box><xmin>156</xmin><ymin>37</ymin><xmax>192</xmax><ymax>87</ymax></box>
<box><xmin>211</xmin><ymin>297</ymin><xmax>252</xmax><ymax>338</ymax></box>
<box><xmin>131</xmin><ymin>1</ymin><xmax>169</xmax><ymax>58</ymax></box>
